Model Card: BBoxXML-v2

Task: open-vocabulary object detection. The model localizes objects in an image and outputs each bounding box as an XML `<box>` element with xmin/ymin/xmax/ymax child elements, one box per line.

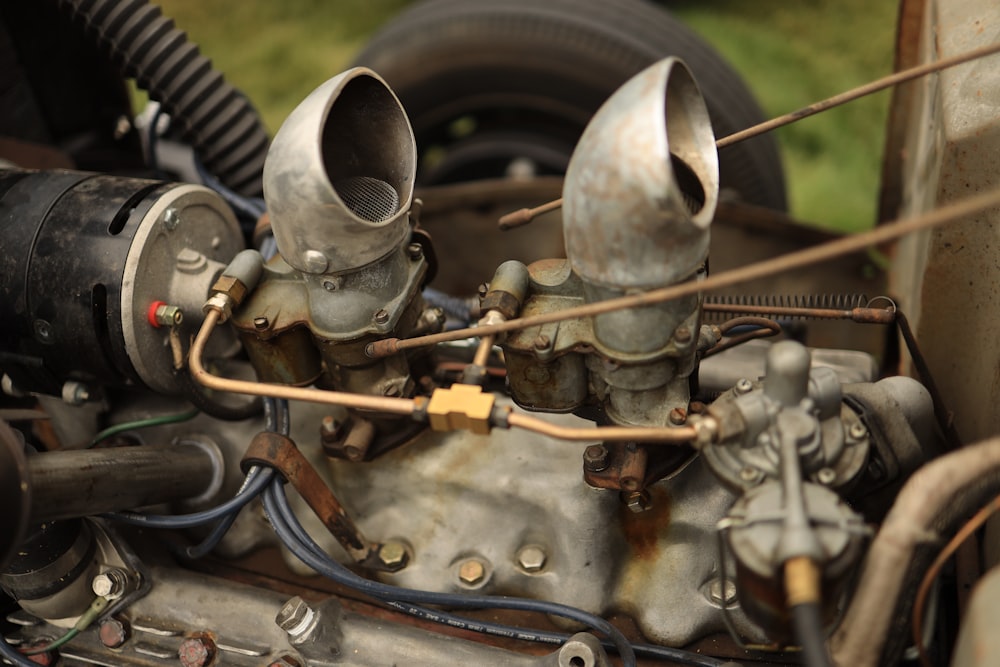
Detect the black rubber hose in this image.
<box><xmin>174</xmin><ymin>368</ymin><xmax>263</xmax><ymax>422</ymax></box>
<box><xmin>56</xmin><ymin>0</ymin><xmax>269</xmax><ymax>197</ymax></box>
<box><xmin>790</xmin><ymin>603</ymin><xmax>833</xmax><ymax>667</ymax></box>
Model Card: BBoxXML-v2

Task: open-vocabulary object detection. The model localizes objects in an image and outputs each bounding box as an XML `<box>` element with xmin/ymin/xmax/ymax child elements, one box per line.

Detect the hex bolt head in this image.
<box><xmin>458</xmin><ymin>558</ymin><xmax>487</xmax><ymax>586</ymax></box>
<box><xmin>516</xmin><ymin>545</ymin><xmax>547</xmax><ymax>573</ymax></box>
<box><xmin>583</xmin><ymin>444</ymin><xmax>609</xmax><ymax>472</ymax></box>
<box><xmin>98</xmin><ymin>618</ymin><xmax>129</xmax><ymax>648</ymax></box>
<box><xmin>735</xmin><ymin>378</ymin><xmax>754</xmax><ymax>394</ymax></box>
<box><xmin>378</xmin><ymin>541</ymin><xmax>408</xmax><ymax>569</ymax></box>
<box><xmin>849</xmin><ymin>421</ymin><xmax>868</xmax><ymax>440</ymax></box>
<box><xmin>668</xmin><ymin>407</ymin><xmax>687</xmax><ymax>425</ymax></box>
<box><xmin>91</xmin><ymin>569</ymin><xmax>129</xmax><ymax>599</ymax></box>
<box><xmin>178</xmin><ymin>637</ymin><xmax>215</xmax><ymax>667</ymax></box>
<box><xmin>624</xmin><ymin>489</ymin><xmax>652</xmax><ymax>513</ymax></box>
<box><xmin>708</xmin><ymin>579</ymin><xmax>737</xmax><ymax>606</ymax></box>
<box><xmin>163</xmin><ymin>208</ymin><xmax>181</xmax><ymax>231</ymax></box>
<box><xmin>373</xmin><ymin>309</ymin><xmax>391</xmax><ymax>325</ymax></box>
<box><xmin>276</xmin><ymin>596</ymin><xmax>316</xmax><ymax>640</ymax></box>
<box><xmin>407</xmin><ymin>243</ymin><xmax>423</xmax><ymax>260</ymax></box>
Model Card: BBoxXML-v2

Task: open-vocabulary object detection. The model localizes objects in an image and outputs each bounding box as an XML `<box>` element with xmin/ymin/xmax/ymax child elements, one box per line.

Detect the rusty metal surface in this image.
<box><xmin>242</xmin><ymin>431</ymin><xmax>393</xmax><ymax>569</ymax></box>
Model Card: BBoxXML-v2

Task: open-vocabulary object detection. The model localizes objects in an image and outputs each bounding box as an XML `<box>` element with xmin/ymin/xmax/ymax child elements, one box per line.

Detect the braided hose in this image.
<box><xmin>57</xmin><ymin>0</ymin><xmax>269</xmax><ymax>197</ymax></box>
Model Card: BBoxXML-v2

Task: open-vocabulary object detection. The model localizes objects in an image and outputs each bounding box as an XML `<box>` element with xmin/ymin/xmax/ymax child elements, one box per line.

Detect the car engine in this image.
<box><xmin>1</xmin><ymin>1</ymin><xmax>999</xmax><ymax>667</ymax></box>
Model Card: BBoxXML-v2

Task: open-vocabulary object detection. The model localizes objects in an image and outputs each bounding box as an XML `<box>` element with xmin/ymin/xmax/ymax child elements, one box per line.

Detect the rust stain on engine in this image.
<box><xmin>619</xmin><ymin>486</ymin><xmax>671</xmax><ymax>561</ymax></box>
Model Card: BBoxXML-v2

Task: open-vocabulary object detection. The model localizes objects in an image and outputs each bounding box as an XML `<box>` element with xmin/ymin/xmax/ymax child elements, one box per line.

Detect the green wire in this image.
<box><xmin>22</xmin><ymin>596</ymin><xmax>109</xmax><ymax>655</ymax></box>
<box><xmin>87</xmin><ymin>408</ymin><xmax>199</xmax><ymax>448</ymax></box>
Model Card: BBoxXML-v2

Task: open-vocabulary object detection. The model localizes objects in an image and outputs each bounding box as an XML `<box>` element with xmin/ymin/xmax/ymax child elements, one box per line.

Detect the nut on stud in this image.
<box><xmin>378</xmin><ymin>541</ymin><xmax>408</xmax><ymax>569</ymax></box>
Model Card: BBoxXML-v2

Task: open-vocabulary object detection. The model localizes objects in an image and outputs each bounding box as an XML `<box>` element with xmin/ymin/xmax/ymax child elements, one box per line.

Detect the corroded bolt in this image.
<box><xmin>458</xmin><ymin>559</ymin><xmax>486</xmax><ymax>586</ymax></box>
<box><xmin>378</xmin><ymin>541</ymin><xmax>408</xmax><ymax>569</ymax></box>
<box><xmin>407</xmin><ymin>243</ymin><xmax>423</xmax><ymax>260</ymax></box>
<box><xmin>735</xmin><ymin>378</ymin><xmax>753</xmax><ymax>394</ymax></box>
<box><xmin>624</xmin><ymin>490</ymin><xmax>652</xmax><ymax>513</ymax></box>
<box><xmin>23</xmin><ymin>642</ymin><xmax>55</xmax><ymax>665</ymax></box>
<box><xmin>178</xmin><ymin>637</ymin><xmax>215</xmax><ymax>667</ymax></box>
<box><xmin>98</xmin><ymin>618</ymin><xmax>129</xmax><ymax>648</ymax></box>
<box><xmin>373</xmin><ymin>309</ymin><xmax>390</xmax><ymax>325</ymax></box>
<box><xmin>582</xmin><ymin>444</ymin><xmax>609</xmax><ymax>472</ymax></box>
<box><xmin>533</xmin><ymin>334</ymin><xmax>551</xmax><ymax>351</ymax></box>
<box><xmin>516</xmin><ymin>545</ymin><xmax>547</xmax><ymax>573</ymax></box>
<box><xmin>253</xmin><ymin>316</ymin><xmax>270</xmax><ymax>331</ymax></box>
<box><xmin>668</xmin><ymin>408</ymin><xmax>687</xmax><ymax>425</ymax></box>
<box><xmin>849</xmin><ymin>421</ymin><xmax>868</xmax><ymax>440</ymax></box>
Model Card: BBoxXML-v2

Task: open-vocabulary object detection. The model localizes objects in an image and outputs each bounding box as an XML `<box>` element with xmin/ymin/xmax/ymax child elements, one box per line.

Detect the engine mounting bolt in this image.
<box><xmin>708</xmin><ymin>579</ymin><xmax>737</xmax><ymax>606</ymax></box>
<box><xmin>91</xmin><ymin>569</ymin><xmax>129</xmax><ymax>599</ymax></box>
<box><xmin>583</xmin><ymin>444</ymin><xmax>609</xmax><ymax>472</ymax></box>
<box><xmin>669</xmin><ymin>408</ymin><xmax>687</xmax><ymax>425</ymax></box>
<box><xmin>817</xmin><ymin>467</ymin><xmax>837</xmax><ymax>486</ymax></box>
<box><xmin>624</xmin><ymin>489</ymin><xmax>652</xmax><ymax>513</ymax></box>
<box><xmin>253</xmin><ymin>316</ymin><xmax>270</xmax><ymax>331</ymax></box>
<box><xmin>516</xmin><ymin>545</ymin><xmax>547</xmax><ymax>573</ymax></box>
<box><xmin>674</xmin><ymin>326</ymin><xmax>692</xmax><ymax>344</ymax></box>
<box><xmin>163</xmin><ymin>207</ymin><xmax>181</xmax><ymax>231</ymax></box>
<box><xmin>739</xmin><ymin>466</ymin><xmax>763</xmax><ymax>484</ymax></box>
<box><xmin>407</xmin><ymin>243</ymin><xmax>423</xmax><ymax>260</ymax></box>
<box><xmin>533</xmin><ymin>334</ymin><xmax>551</xmax><ymax>351</ymax></box>
<box><xmin>98</xmin><ymin>617</ymin><xmax>130</xmax><ymax>648</ymax></box>
<box><xmin>735</xmin><ymin>378</ymin><xmax>754</xmax><ymax>394</ymax></box>
<box><xmin>849</xmin><ymin>421</ymin><xmax>868</xmax><ymax>440</ymax></box>
<box><xmin>276</xmin><ymin>597</ymin><xmax>317</xmax><ymax>640</ymax></box>
<box><xmin>373</xmin><ymin>309</ymin><xmax>391</xmax><ymax>325</ymax></box>
<box><xmin>378</xmin><ymin>541</ymin><xmax>409</xmax><ymax>568</ymax></box>
<box><xmin>178</xmin><ymin>637</ymin><xmax>215</xmax><ymax>667</ymax></box>
<box><xmin>458</xmin><ymin>558</ymin><xmax>487</xmax><ymax>586</ymax></box>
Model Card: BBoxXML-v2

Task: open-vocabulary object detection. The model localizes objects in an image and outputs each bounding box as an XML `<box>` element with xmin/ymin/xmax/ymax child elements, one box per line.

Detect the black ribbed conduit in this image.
<box><xmin>57</xmin><ymin>0</ymin><xmax>269</xmax><ymax>197</ymax></box>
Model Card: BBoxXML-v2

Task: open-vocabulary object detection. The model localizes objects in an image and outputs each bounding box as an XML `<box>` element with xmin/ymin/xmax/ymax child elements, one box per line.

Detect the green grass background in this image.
<box><xmin>155</xmin><ymin>0</ymin><xmax>898</xmax><ymax>232</ymax></box>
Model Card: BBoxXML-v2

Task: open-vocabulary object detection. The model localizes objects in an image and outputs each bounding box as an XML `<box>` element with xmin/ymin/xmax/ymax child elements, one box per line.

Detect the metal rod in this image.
<box><xmin>505</xmin><ymin>412</ymin><xmax>696</xmax><ymax>443</ymax></box>
<box><xmin>495</xmin><ymin>41</ymin><xmax>1000</xmax><ymax>228</ymax></box>
<box><xmin>28</xmin><ymin>443</ymin><xmax>217</xmax><ymax>522</ymax></box>
<box><xmin>370</xmin><ymin>187</ymin><xmax>1000</xmax><ymax>358</ymax></box>
<box><xmin>716</xmin><ymin>40</ymin><xmax>1000</xmax><ymax>149</ymax></box>
<box><xmin>702</xmin><ymin>302</ymin><xmax>897</xmax><ymax>324</ymax></box>
<box><xmin>472</xmin><ymin>334</ymin><xmax>495</xmax><ymax>367</ymax></box>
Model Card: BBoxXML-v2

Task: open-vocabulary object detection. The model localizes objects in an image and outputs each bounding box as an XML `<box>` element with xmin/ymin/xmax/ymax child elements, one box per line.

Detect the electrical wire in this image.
<box><xmin>18</xmin><ymin>596</ymin><xmax>109</xmax><ymax>657</ymax></box>
<box><xmin>912</xmin><ymin>494</ymin><xmax>1000</xmax><ymax>667</ymax></box>
<box><xmin>262</xmin><ymin>477</ymin><xmax>641</xmax><ymax>667</ymax></box>
<box><xmin>87</xmin><ymin>408</ymin><xmax>199</xmax><ymax>448</ymax></box>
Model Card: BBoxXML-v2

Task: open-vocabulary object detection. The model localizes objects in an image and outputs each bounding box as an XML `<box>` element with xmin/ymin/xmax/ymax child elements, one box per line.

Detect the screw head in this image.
<box><xmin>91</xmin><ymin>569</ymin><xmax>128</xmax><ymax>599</ymax></box>
<box><xmin>674</xmin><ymin>326</ymin><xmax>692</xmax><ymax>344</ymax></box>
<box><xmin>321</xmin><ymin>277</ymin><xmax>342</xmax><ymax>292</ymax></box>
<box><xmin>735</xmin><ymin>378</ymin><xmax>753</xmax><ymax>394</ymax></box>
<box><xmin>458</xmin><ymin>558</ymin><xmax>487</xmax><ymax>586</ymax></box>
<box><xmin>302</xmin><ymin>250</ymin><xmax>329</xmax><ymax>273</ymax></box>
<box><xmin>163</xmin><ymin>208</ymin><xmax>181</xmax><ymax>231</ymax></box>
<box><xmin>34</xmin><ymin>319</ymin><xmax>53</xmax><ymax>343</ymax></box>
<box><xmin>739</xmin><ymin>466</ymin><xmax>762</xmax><ymax>484</ymax></box>
<box><xmin>668</xmin><ymin>407</ymin><xmax>687</xmax><ymax>425</ymax></box>
<box><xmin>624</xmin><ymin>489</ymin><xmax>652</xmax><ymax>513</ymax></box>
<box><xmin>817</xmin><ymin>467</ymin><xmax>837</xmax><ymax>485</ymax></box>
<box><xmin>98</xmin><ymin>618</ymin><xmax>129</xmax><ymax>648</ymax></box>
<box><xmin>253</xmin><ymin>316</ymin><xmax>270</xmax><ymax>331</ymax></box>
<box><xmin>516</xmin><ymin>545</ymin><xmax>547</xmax><ymax>573</ymax></box>
<box><xmin>407</xmin><ymin>243</ymin><xmax>423</xmax><ymax>260</ymax></box>
<box><xmin>378</xmin><ymin>541</ymin><xmax>408</xmax><ymax>568</ymax></box>
<box><xmin>849</xmin><ymin>421</ymin><xmax>868</xmax><ymax>440</ymax></box>
<box><xmin>583</xmin><ymin>444</ymin><xmax>609</xmax><ymax>472</ymax></box>
<box><xmin>533</xmin><ymin>334</ymin><xmax>551</xmax><ymax>351</ymax></box>
<box><xmin>276</xmin><ymin>597</ymin><xmax>316</xmax><ymax>639</ymax></box>
<box><xmin>178</xmin><ymin>637</ymin><xmax>214</xmax><ymax>667</ymax></box>
<box><xmin>373</xmin><ymin>309</ymin><xmax>391</xmax><ymax>325</ymax></box>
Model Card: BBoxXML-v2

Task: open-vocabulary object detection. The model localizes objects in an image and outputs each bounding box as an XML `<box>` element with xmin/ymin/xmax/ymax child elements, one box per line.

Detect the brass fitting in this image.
<box><xmin>426</xmin><ymin>384</ymin><xmax>496</xmax><ymax>435</ymax></box>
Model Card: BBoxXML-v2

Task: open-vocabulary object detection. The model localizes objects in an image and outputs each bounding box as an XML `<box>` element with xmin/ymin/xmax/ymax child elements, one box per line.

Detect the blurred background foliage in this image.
<box><xmin>155</xmin><ymin>0</ymin><xmax>898</xmax><ymax>232</ymax></box>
